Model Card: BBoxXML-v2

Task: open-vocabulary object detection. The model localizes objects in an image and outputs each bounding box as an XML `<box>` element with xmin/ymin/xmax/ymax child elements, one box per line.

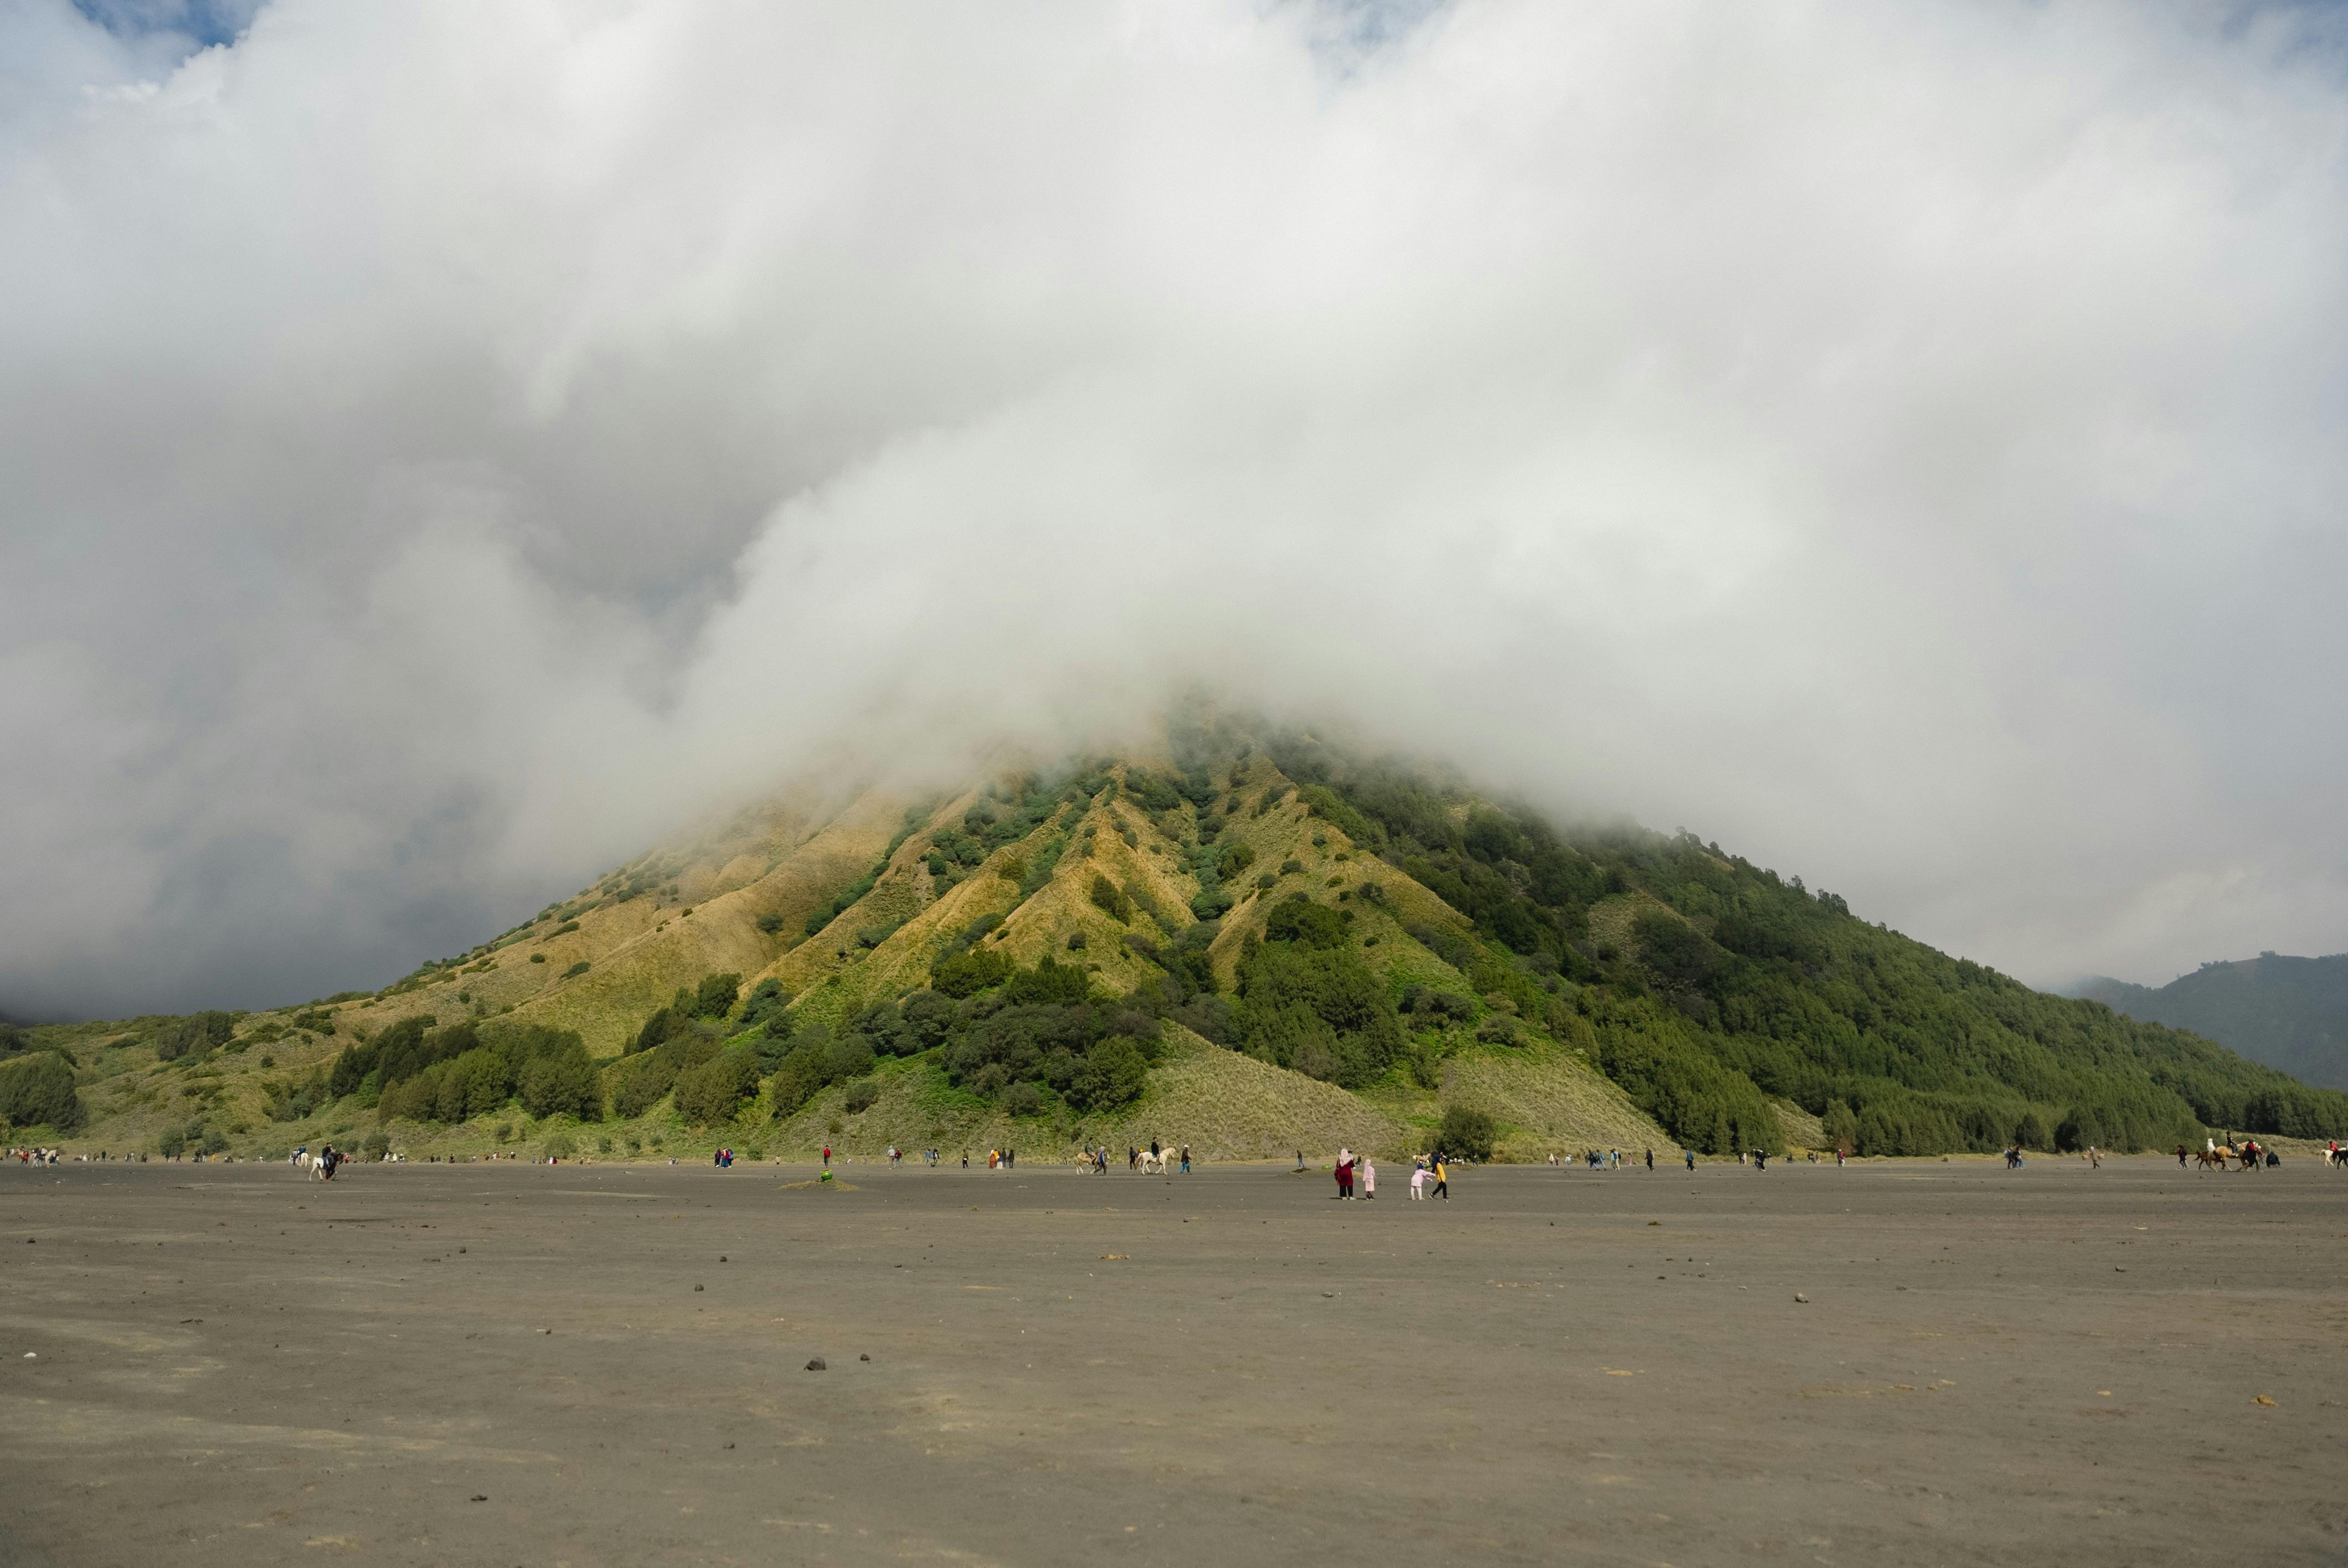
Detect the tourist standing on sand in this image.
<box><xmin>1685</xmin><ymin>1149</ymin><xmax>1696</xmax><ymax>1171</ymax></box>
<box><xmin>1362</xmin><ymin>1157</ymin><xmax>1376</xmax><ymax>1199</ymax></box>
<box><xmin>1432</xmin><ymin>1154</ymin><xmax>1449</xmax><ymax>1200</ymax></box>
<box><xmin>1336</xmin><ymin>1148</ymin><xmax>1353</xmax><ymax>1199</ymax></box>
<box><xmin>1644</xmin><ymin>1148</ymin><xmax>1654</xmax><ymax>1171</ymax></box>
<box><xmin>1180</xmin><ymin>1144</ymin><xmax>1192</xmax><ymax>1173</ymax></box>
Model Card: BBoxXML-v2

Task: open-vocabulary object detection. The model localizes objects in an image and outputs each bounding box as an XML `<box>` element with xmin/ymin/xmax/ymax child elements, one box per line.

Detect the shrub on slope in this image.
<box><xmin>0</xmin><ymin>1051</ymin><xmax>81</xmax><ymax>1132</ymax></box>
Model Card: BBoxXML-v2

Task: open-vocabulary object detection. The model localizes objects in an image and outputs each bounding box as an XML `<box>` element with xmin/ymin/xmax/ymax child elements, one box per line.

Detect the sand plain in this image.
<box><xmin>2</xmin><ymin>1154</ymin><xmax>2344</xmax><ymax>1566</ymax></box>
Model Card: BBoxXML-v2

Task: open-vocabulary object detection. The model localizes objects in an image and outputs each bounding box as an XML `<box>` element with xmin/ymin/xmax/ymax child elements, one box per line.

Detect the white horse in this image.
<box><xmin>1135</xmin><ymin>1151</ymin><xmax>1166</xmax><ymax>1175</ymax></box>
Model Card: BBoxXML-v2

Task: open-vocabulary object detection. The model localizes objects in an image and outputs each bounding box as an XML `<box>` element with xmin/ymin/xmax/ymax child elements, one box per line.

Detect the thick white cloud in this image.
<box><xmin>4</xmin><ymin>0</ymin><xmax>2345</xmax><ymax>1018</ymax></box>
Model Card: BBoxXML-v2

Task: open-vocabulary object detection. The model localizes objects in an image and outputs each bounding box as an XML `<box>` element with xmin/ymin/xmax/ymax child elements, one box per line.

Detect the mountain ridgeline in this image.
<box><xmin>2073</xmin><ymin>953</ymin><xmax>2348</xmax><ymax>1092</ymax></box>
<box><xmin>9</xmin><ymin>716</ymin><xmax>2346</xmax><ymax>1159</ymax></box>
<box><xmin>1222</xmin><ymin>734</ymin><xmax>2347</xmax><ymax>1153</ymax></box>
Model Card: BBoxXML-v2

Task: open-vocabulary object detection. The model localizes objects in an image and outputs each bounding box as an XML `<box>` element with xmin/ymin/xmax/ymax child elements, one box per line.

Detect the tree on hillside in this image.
<box><xmin>631</xmin><ymin>1008</ymin><xmax>673</xmax><ymax>1054</ymax></box>
<box><xmin>691</xmin><ymin>972</ymin><xmax>741</xmax><ymax>1019</ymax></box>
<box><xmin>518</xmin><ymin>1036</ymin><xmax>601</xmax><ymax>1120</ymax></box>
<box><xmin>155</xmin><ymin>1011</ymin><xmax>235</xmax><ymax>1061</ymax></box>
<box><xmin>673</xmin><ymin>1049</ymin><xmax>761</xmax><ymax>1126</ymax></box>
<box><xmin>365</xmin><ymin>1021</ymin><xmax>596</xmax><ymax>1126</ymax></box>
<box><xmin>1002</xmin><ymin>956</ymin><xmax>1095</xmax><ymax>1006</ymax></box>
<box><xmin>1070</xmin><ymin>1037</ymin><xmax>1149</xmax><ymax>1110</ymax></box>
<box><xmin>0</xmin><ymin>1052</ymin><xmax>81</xmax><ymax>1131</ymax></box>
<box><xmin>932</xmin><ymin>947</ymin><xmax>1012</xmax><ymax>998</ymax></box>
<box><xmin>1237</xmin><ymin>916</ymin><xmax>1404</xmax><ymax>1089</ymax></box>
<box><xmin>737</xmin><ymin>978</ymin><xmax>791</xmax><ymax>1033</ymax></box>
<box><xmin>1435</xmin><ymin>1106</ymin><xmax>1496</xmax><ymax>1161</ymax></box>
<box><xmin>1089</xmin><ymin>873</ymin><xmax>1132</xmax><ymax>922</ymax></box>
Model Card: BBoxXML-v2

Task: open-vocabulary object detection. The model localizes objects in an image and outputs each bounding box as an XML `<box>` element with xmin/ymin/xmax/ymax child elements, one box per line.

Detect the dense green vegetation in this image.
<box><xmin>1232</xmin><ymin>896</ymin><xmax>1405</xmax><ymax>1087</ymax></box>
<box><xmin>1436</xmin><ymin>1105</ymin><xmax>1496</xmax><ymax>1162</ymax></box>
<box><xmin>590</xmin><ymin>950</ymin><xmax>1169</xmax><ymax>1128</ymax></box>
<box><xmin>328</xmin><ymin>1017</ymin><xmax>600</xmax><ymax>1124</ymax></box>
<box><xmin>155</xmin><ymin>1010</ymin><xmax>235</xmax><ymax>1061</ymax></box>
<box><xmin>2078</xmin><ymin>954</ymin><xmax>2348</xmax><ymax>1091</ymax></box>
<box><xmin>1266</xmin><ymin>732</ymin><xmax>2348</xmax><ymax>1154</ymax></box>
<box><xmin>0</xmin><ymin>1050</ymin><xmax>83</xmax><ymax>1131</ymax></box>
<box><xmin>853</xmin><ymin>956</ymin><xmax>1159</xmax><ymax>1114</ymax></box>
<box><xmin>919</xmin><ymin>772</ymin><xmax>1109</xmax><ymax>895</ymax></box>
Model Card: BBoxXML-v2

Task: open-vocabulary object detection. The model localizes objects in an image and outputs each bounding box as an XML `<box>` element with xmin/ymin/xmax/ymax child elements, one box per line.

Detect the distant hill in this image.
<box><xmin>11</xmin><ymin>712</ymin><xmax>2348</xmax><ymax>1160</ymax></box>
<box><xmin>2072</xmin><ymin>954</ymin><xmax>2348</xmax><ymax>1091</ymax></box>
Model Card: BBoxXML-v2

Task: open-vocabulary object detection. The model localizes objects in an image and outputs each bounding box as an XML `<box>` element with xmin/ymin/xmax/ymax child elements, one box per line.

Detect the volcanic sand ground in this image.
<box><xmin>2</xmin><ymin>1156</ymin><xmax>2344</xmax><ymax>1566</ymax></box>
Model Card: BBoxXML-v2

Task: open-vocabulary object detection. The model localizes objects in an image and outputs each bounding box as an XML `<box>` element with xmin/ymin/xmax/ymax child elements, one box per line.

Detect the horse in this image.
<box><xmin>2193</xmin><ymin>1147</ymin><xmax>2227</xmax><ymax>1172</ymax></box>
<box><xmin>1135</xmin><ymin>1150</ymin><xmax>1166</xmax><ymax>1175</ymax></box>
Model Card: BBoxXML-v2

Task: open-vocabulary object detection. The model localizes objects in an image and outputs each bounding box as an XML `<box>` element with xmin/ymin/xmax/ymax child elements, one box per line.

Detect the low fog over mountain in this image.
<box><xmin>6</xmin><ymin>1</ymin><xmax>2346</xmax><ymax>1019</ymax></box>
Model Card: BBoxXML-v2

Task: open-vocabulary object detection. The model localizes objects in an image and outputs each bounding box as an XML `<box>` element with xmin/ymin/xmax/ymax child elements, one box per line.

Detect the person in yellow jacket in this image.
<box><xmin>1432</xmin><ymin>1155</ymin><xmax>1449</xmax><ymax>1200</ymax></box>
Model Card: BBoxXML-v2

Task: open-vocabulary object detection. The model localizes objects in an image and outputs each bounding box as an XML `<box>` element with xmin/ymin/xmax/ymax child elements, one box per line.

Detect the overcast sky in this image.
<box><xmin>4</xmin><ymin>0</ymin><xmax>2346</xmax><ymax>1022</ymax></box>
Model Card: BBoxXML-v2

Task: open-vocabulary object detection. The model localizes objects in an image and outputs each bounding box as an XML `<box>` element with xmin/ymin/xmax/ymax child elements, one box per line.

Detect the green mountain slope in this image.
<box><xmin>2073</xmin><ymin>955</ymin><xmax>2348</xmax><ymax>1091</ymax></box>
<box><xmin>9</xmin><ymin>714</ymin><xmax>2346</xmax><ymax>1162</ymax></box>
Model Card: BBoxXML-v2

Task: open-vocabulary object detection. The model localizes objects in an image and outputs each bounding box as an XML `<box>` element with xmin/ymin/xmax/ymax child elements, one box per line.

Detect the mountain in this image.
<box><xmin>9</xmin><ymin>714</ymin><xmax>2347</xmax><ymax>1161</ymax></box>
<box><xmin>2072</xmin><ymin>955</ymin><xmax>2348</xmax><ymax>1091</ymax></box>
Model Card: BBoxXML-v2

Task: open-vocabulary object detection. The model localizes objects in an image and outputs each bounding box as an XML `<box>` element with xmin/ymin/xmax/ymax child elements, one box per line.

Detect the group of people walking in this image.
<box><xmin>1330</xmin><ymin>1148</ymin><xmax>1456</xmax><ymax>1200</ymax></box>
<box><xmin>1551</xmin><ymin>1148</ymin><xmax>1658</xmax><ymax>1170</ymax></box>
